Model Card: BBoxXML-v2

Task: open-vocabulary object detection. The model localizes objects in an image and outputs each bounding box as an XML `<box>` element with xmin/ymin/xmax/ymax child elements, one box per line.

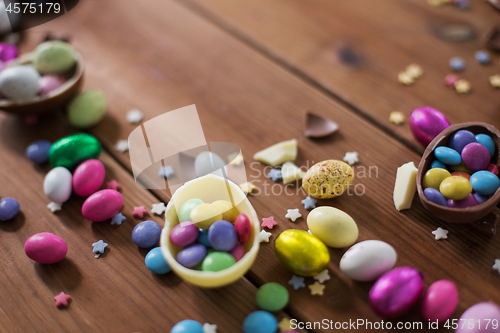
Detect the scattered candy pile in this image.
<box><xmin>423</xmin><ymin>129</ymin><xmax>499</xmax><ymax>208</ymax></box>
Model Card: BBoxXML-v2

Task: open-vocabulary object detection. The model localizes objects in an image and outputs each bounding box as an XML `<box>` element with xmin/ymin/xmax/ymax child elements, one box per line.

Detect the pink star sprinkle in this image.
<box><xmin>261</xmin><ymin>216</ymin><xmax>278</xmax><ymax>229</ymax></box>
<box><xmin>54</xmin><ymin>292</ymin><xmax>71</xmax><ymax>307</ymax></box>
<box><xmin>106</xmin><ymin>180</ymin><xmax>121</xmax><ymax>191</ymax></box>
<box><xmin>132</xmin><ymin>206</ymin><xmax>148</xmax><ymax>219</ymax></box>
<box><xmin>444</xmin><ymin>74</ymin><xmax>459</xmax><ymax>87</ymax></box>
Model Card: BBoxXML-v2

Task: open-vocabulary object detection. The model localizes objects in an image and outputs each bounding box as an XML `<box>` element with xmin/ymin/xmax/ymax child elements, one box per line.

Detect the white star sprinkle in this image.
<box><xmin>432</xmin><ymin>227</ymin><xmax>448</xmax><ymax>240</ymax></box>
<box><xmin>308</xmin><ymin>229</ymin><xmax>312</xmax><ymax>235</ymax></box>
<box><xmin>343</xmin><ymin>151</ymin><xmax>359</xmax><ymax>165</ymax></box>
<box><xmin>159</xmin><ymin>166</ymin><xmax>175</xmax><ymax>179</ymax></box>
<box><xmin>493</xmin><ymin>259</ymin><xmax>500</xmax><ymax>274</ymax></box>
<box><xmin>47</xmin><ymin>202</ymin><xmax>62</xmax><ymax>213</ymax></box>
<box><xmin>203</xmin><ymin>323</ymin><xmax>218</xmax><ymax>333</ymax></box>
<box><xmin>258</xmin><ymin>230</ymin><xmax>272</xmax><ymax>243</ymax></box>
<box><xmin>151</xmin><ymin>202</ymin><xmax>166</xmax><ymax>215</ymax></box>
<box><xmin>115</xmin><ymin>140</ymin><xmax>129</xmax><ymax>153</ymax></box>
<box><xmin>228</xmin><ymin>152</ymin><xmax>243</xmax><ymax>166</ymax></box>
<box><xmin>288</xmin><ymin>275</ymin><xmax>305</xmax><ymax>290</ymax></box>
<box><xmin>126</xmin><ymin>109</ymin><xmax>144</xmax><ymax>123</ymax></box>
<box><xmin>313</xmin><ymin>269</ymin><xmax>330</xmax><ymax>283</ymax></box>
<box><xmin>285</xmin><ymin>208</ymin><xmax>302</xmax><ymax>222</ymax></box>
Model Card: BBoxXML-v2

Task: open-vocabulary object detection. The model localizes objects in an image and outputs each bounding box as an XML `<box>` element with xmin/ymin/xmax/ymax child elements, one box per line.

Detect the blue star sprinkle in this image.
<box><xmin>92</xmin><ymin>240</ymin><xmax>108</xmax><ymax>258</ymax></box>
<box><xmin>449</xmin><ymin>57</ymin><xmax>465</xmax><ymax>71</ymax></box>
<box><xmin>474</xmin><ymin>50</ymin><xmax>490</xmax><ymax>65</ymax></box>
<box><xmin>288</xmin><ymin>275</ymin><xmax>306</xmax><ymax>290</ymax></box>
<box><xmin>301</xmin><ymin>196</ymin><xmax>317</xmax><ymax>210</ymax></box>
<box><xmin>111</xmin><ymin>213</ymin><xmax>126</xmax><ymax>226</ymax></box>
<box><xmin>267</xmin><ymin>168</ymin><xmax>282</xmax><ymax>182</ymax></box>
<box><xmin>159</xmin><ymin>166</ymin><xmax>175</xmax><ymax>179</ymax></box>
<box><xmin>454</xmin><ymin>0</ymin><xmax>469</xmax><ymax>10</ymax></box>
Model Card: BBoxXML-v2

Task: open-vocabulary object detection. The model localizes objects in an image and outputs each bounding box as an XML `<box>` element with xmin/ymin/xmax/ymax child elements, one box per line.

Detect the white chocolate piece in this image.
<box><xmin>282</xmin><ymin>161</ymin><xmax>305</xmax><ymax>184</ymax></box>
<box><xmin>393</xmin><ymin>162</ymin><xmax>418</xmax><ymax>211</ymax></box>
<box><xmin>253</xmin><ymin>139</ymin><xmax>297</xmax><ymax>166</ymax></box>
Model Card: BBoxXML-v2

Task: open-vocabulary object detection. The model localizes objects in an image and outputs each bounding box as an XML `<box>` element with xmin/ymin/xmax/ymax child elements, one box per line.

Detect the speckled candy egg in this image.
<box><xmin>369</xmin><ymin>267</ymin><xmax>424</xmax><ymax>318</ymax></box>
<box><xmin>72</xmin><ymin>159</ymin><xmax>105</xmax><ymax>196</ymax></box>
<box><xmin>39</xmin><ymin>75</ymin><xmax>65</xmax><ymax>95</ymax></box>
<box><xmin>0</xmin><ymin>65</ymin><xmax>41</xmax><ymax>100</ymax></box>
<box><xmin>274</xmin><ymin>229</ymin><xmax>330</xmax><ymax>277</ymax></box>
<box><xmin>82</xmin><ymin>189</ymin><xmax>123</xmax><ymax>222</ymax></box>
<box><xmin>307</xmin><ymin>206</ymin><xmax>358</xmax><ymax>248</ymax></box>
<box><xmin>421</xmin><ymin>280</ymin><xmax>458</xmax><ymax>323</ymax></box>
<box><xmin>24</xmin><ymin>232</ymin><xmax>67</xmax><ymax>264</ymax></box>
<box><xmin>43</xmin><ymin>167</ymin><xmax>73</xmax><ymax>204</ymax></box>
<box><xmin>67</xmin><ymin>90</ymin><xmax>107</xmax><ymax>129</ymax></box>
<box><xmin>409</xmin><ymin>107</ymin><xmax>450</xmax><ymax>146</ymax></box>
<box><xmin>33</xmin><ymin>41</ymin><xmax>77</xmax><ymax>74</ymax></box>
<box><xmin>456</xmin><ymin>302</ymin><xmax>500</xmax><ymax>333</ymax></box>
<box><xmin>302</xmin><ymin>159</ymin><xmax>354</xmax><ymax>199</ymax></box>
<box><xmin>339</xmin><ymin>240</ymin><xmax>397</xmax><ymax>281</ymax></box>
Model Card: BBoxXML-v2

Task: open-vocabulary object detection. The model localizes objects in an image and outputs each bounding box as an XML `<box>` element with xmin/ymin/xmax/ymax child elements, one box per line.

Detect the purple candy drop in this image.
<box><xmin>369</xmin><ymin>267</ymin><xmax>424</xmax><ymax>318</ymax></box>
<box><xmin>448</xmin><ymin>130</ymin><xmax>476</xmax><ymax>154</ymax></box>
<box><xmin>170</xmin><ymin>221</ymin><xmax>199</xmax><ymax>248</ymax></box>
<box><xmin>461</xmin><ymin>143</ymin><xmax>490</xmax><ymax>171</ymax></box>
<box><xmin>176</xmin><ymin>243</ymin><xmax>207</xmax><ymax>268</ymax></box>
<box><xmin>474</xmin><ymin>192</ymin><xmax>490</xmax><ymax>205</ymax></box>
<box><xmin>448</xmin><ymin>193</ymin><xmax>478</xmax><ymax>208</ymax></box>
<box><xmin>409</xmin><ymin>107</ymin><xmax>450</xmax><ymax>146</ymax></box>
<box><xmin>0</xmin><ymin>43</ymin><xmax>18</xmax><ymax>62</ymax></box>
<box><xmin>424</xmin><ymin>188</ymin><xmax>448</xmax><ymax>207</ymax></box>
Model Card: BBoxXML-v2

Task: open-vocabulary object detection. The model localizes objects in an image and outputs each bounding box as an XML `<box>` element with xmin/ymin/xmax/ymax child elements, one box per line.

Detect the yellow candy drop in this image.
<box><xmin>211</xmin><ymin>200</ymin><xmax>239</xmax><ymax>223</ymax></box>
<box><xmin>274</xmin><ymin>229</ymin><xmax>330</xmax><ymax>277</ymax></box>
<box><xmin>189</xmin><ymin>203</ymin><xmax>222</xmax><ymax>229</ymax></box>
<box><xmin>439</xmin><ymin>176</ymin><xmax>472</xmax><ymax>200</ymax></box>
<box><xmin>422</xmin><ymin>168</ymin><xmax>451</xmax><ymax>190</ymax></box>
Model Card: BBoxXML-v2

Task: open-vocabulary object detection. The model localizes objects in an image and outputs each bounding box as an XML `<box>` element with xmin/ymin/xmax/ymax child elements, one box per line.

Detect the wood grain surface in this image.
<box><xmin>0</xmin><ymin>0</ymin><xmax>499</xmax><ymax>332</ymax></box>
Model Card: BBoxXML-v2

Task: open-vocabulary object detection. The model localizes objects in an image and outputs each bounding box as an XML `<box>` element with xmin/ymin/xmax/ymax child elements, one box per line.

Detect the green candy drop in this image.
<box><xmin>255</xmin><ymin>282</ymin><xmax>289</xmax><ymax>312</ymax></box>
<box><xmin>201</xmin><ymin>252</ymin><xmax>235</xmax><ymax>272</ymax></box>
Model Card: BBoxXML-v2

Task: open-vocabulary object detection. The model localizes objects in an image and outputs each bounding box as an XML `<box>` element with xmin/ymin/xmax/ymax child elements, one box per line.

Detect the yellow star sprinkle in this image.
<box><xmin>239</xmin><ymin>182</ymin><xmax>256</xmax><ymax>194</ymax></box>
<box><xmin>405</xmin><ymin>64</ymin><xmax>423</xmax><ymax>79</ymax></box>
<box><xmin>278</xmin><ymin>318</ymin><xmax>293</xmax><ymax>332</ymax></box>
<box><xmin>490</xmin><ymin>74</ymin><xmax>500</xmax><ymax>88</ymax></box>
<box><xmin>308</xmin><ymin>281</ymin><xmax>325</xmax><ymax>296</ymax></box>
<box><xmin>389</xmin><ymin>111</ymin><xmax>405</xmax><ymax>125</ymax></box>
<box><xmin>398</xmin><ymin>71</ymin><xmax>414</xmax><ymax>85</ymax></box>
<box><xmin>454</xmin><ymin>79</ymin><xmax>471</xmax><ymax>94</ymax></box>
<box><xmin>427</xmin><ymin>0</ymin><xmax>452</xmax><ymax>6</ymax></box>
<box><xmin>228</xmin><ymin>152</ymin><xmax>244</xmax><ymax>166</ymax></box>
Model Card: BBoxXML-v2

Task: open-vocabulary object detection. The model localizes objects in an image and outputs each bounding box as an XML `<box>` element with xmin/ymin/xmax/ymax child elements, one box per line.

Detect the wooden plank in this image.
<box><xmin>0</xmin><ymin>112</ymin><xmax>296</xmax><ymax>332</ymax></box>
<box><xmin>180</xmin><ymin>0</ymin><xmax>500</xmax><ymax>151</ymax></box>
<box><xmin>9</xmin><ymin>0</ymin><xmax>500</xmax><ymax>331</ymax></box>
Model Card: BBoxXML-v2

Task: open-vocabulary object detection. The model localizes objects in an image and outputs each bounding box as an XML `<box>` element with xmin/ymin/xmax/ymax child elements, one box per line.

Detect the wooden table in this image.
<box><xmin>1</xmin><ymin>0</ymin><xmax>499</xmax><ymax>332</ymax></box>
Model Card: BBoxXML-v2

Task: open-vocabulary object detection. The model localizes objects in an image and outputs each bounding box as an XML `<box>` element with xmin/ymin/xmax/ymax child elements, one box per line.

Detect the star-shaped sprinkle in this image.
<box><xmin>92</xmin><ymin>240</ymin><xmax>108</xmax><ymax>258</ymax></box>
<box><xmin>159</xmin><ymin>165</ymin><xmax>175</xmax><ymax>179</ymax></box>
<box><xmin>493</xmin><ymin>259</ymin><xmax>500</xmax><ymax>274</ymax></box>
<box><xmin>405</xmin><ymin>64</ymin><xmax>423</xmax><ymax>79</ymax></box>
<box><xmin>115</xmin><ymin>140</ymin><xmax>129</xmax><ymax>153</ymax></box>
<box><xmin>54</xmin><ymin>292</ymin><xmax>71</xmax><ymax>307</ymax></box>
<box><xmin>261</xmin><ymin>216</ymin><xmax>278</xmax><ymax>229</ymax></box>
<box><xmin>490</xmin><ymin>74</ymin><xmax>500</xmax><ymax>88</ymax></box>
<box><xmin>240</xmin><ymin>182</ymin><xmax>256</xmax><ymax>194</ymax></box>
<box><xmin>343</xmin><ymin>151</ymin><xmax>359</xmax><ymax>165</ymax></box>
<box><xmin>151</xmin><ymin>202</ymin><xmax>166</xmax><ymax>215</ymax></box>
<box><xmin>308</xmin><ymin>229</ymin><xmax>312</xmax><ymax>235</ymax></box>
<box><xmin>267</xmin><ymin>168</ymin><xmax>282</xmax><ymax>182</ymax></box>
<box><xmin>427</xmin><ymin>0</ymin><xmax>452</xmax><ymax>6</ymax></box>
<box><xmin>449</xmin><ymin>57</ymin><xmax>465</xmax><ymax>71</ymax></box>
<box><xmin>288</xmin><ymin>275</ymin><xmax>305</xmax><ymax>290</ymax></box>
<box><xmin>106</xmin><ymin>179</ymin><xmax>121</xmax><ymax>191</ymax></box>
<box><xmin>132</xmin><ymin>206</ymin><xmax>148</xmax><ymax>218</ymax></box>
<box><xmin>258</xmin><ymin>230</ymin><xmax>272</xmax><ymax>243</ymax></box>
<box><xmin>444</xmin><ymin>74</ymin><xmax>459</xmax><ymax>87</ymax></box>
<box><xmin>203</xmin><ymin>323</ymin><xmax>218</xmax><ymax>333</ymax></box>
<box><xmin>432</xmin><ymin>227</ymin><xmax>449</xmax><ymax>240</ymax></box>
<box><xmin>285</xmin><ymin>209</ymin><xmax>302</xmax><ymax>222</ymax></box>
<box><xmin>47</xmin><ymin>202</ymin><xmax>62</xmax><ymax>213</ymax></box>
<box><xmin>398</xmin><ymin>71</ymin><xmax>414</xmax><ymax>85</ymax></box>
<box><xmin>308</xmin><ymin>281</ymin><xmax>325</xmax><ymax>296</ymax></box>
<box><xmin>228</xmin><ymin>152</ymin><xmax>243</xmax><ymax>166</ymax></box>
<box><xmin>111</xmin><ymin>213</ymin><xmax>126</xmax><ymax>226</ymax></box>
<box><xmin>455</xmin><ymin>79</ymin><xmax>471</xmax><ymax>94</ymax></box>
<box><xmin>302</xmin><ymin>197</ymin><xmax>317</xmax><ymax>210</ymax></box>
<box><xmin>313</xmin><ymin>269</ymin><xmax>330</xmax><ymax>283</ymax></box>
<box><xmin>126</xmin><ymin>109</ymin><xmax>144</xmax><ymax>123</ymax></box>
<box><xmin>278</xmin><ymin>318</ymin><xmax>293</xmax><ymax>332</ymax></box>
<box><xmin>475</xmin><ymin>50</ymin><xmax>491</xmax><ymax>64</ymax></box>
<box><xmin>389</xmin><ymin>111</ymin><xmax>405</xmax><ymax>125</ymax></box>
